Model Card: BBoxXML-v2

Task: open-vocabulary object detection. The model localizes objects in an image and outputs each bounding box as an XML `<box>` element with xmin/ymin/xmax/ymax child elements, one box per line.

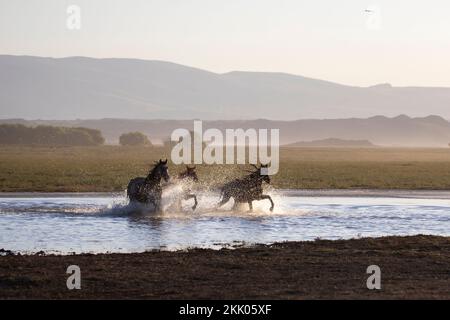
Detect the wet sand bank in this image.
<box><xmin>1</xmin><ymin>235</ymin><xmax>449</xmax><ymax>299</ymax></box>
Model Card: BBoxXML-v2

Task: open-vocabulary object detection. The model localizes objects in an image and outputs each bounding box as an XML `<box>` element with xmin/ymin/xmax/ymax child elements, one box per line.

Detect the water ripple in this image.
<box><xmin>0</xmin><ymin>190</ymin><xmax>449</xmax><ymax>254</ymax></box>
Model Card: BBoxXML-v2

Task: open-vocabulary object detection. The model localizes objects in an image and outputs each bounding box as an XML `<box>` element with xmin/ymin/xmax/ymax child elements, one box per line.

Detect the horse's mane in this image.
<box><xmin>226</xmin><ymin>170</ymin><xmax>259</xmax><ymax>187</ymax></box>
<box><xmin>147</xmin><ymin>162</ymin><xmax>164</xmax><ymax>179</ymax></box>
<box><xmin>244</xmin><ymin>170</ymin><xmax>260</xmax><ymax>180</ymax></box>
<box><xmin>178</xmin><ymin>169</ymin><xmax>189</xmax><ymax>179</ymax></box>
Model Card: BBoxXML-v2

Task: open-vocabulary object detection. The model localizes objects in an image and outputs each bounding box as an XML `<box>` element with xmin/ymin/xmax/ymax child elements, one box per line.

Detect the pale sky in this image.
<box><xmin>1</xmin><ymin>0</ymin><xmax>449</xmax><ymax>87</ymax></box>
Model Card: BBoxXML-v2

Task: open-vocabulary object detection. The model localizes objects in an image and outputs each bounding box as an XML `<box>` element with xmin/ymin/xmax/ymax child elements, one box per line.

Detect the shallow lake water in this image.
<box><xmin>0</xmin><ymin>189</ymin><xmax>449</xmax><ymax>254</ymax></box>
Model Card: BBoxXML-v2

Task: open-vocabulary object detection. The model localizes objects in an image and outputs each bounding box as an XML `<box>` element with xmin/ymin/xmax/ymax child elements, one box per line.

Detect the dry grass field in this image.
<box><xmin>0</xmin><ymin>146</ymin><xmax>450</xmax><ymax>192</ymax></box>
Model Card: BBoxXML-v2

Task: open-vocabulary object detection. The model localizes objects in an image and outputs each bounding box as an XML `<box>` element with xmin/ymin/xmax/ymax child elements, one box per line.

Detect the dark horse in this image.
<box><xmin>127</xmin><ymin>159</ymin><xmax>170</xmax><ymax>211</ymax></box>
<box><xmin>176</xmin><ymin>166</ymin><xmax>199</xmax><ymax>210</ymax></box>
<box><xmin>217</xmin><ymin>164</ymin><xmax>274</xmax><ymax>212</ymax></box>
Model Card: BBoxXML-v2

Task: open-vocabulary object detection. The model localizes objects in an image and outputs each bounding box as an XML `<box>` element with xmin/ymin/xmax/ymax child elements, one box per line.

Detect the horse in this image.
<box><xmin>217</xmin><ymin>164</ymin><xmax>274</xmax><ymax>212</ymax></box>
<box><xmin>126</xmin><ymin>159</ymin><xmax>170</xmax><ymax>211</ymax></box>
<box><xmin>175</xmin><ymin>165</ymin><xmax>199</xmax><ymax>210</ymax></box>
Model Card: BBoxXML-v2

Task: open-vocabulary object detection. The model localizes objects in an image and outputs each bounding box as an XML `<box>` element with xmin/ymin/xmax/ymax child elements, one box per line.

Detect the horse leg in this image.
<box><xmin>154</xmin><ymin>190</ymin><xmax>163</xmax><ymax>212</ymax></box>
<box><xmin>147</xmin><ymin>198</ymin><xmax>157</xmax><ymax>211</ymax></box>
<box><xmin>154</xmin><ymin>200</ymin><xmax>162</xmax><ymax>212</ymax></box>
<box><xmin>217</xmin><ymin>194</ymin><xmax>231</xmax><ymax>209</ymax></box>
<box><xmin>176</xmin><ymin>198</ymin><xmax>182</xmax><ymax>211</ymax></box>
<box><xmin>260</xmin><ymin>194</ymin><xmax>274</xmax><ymax>212</ymax></box>
<box><xmin>148</xmin><ymin>194</ymin><xmax>161</xmax><ymax>212</ymax></box>
<box><xmin>189</xmin><ymin>194</ymin><xmax>198</xmax><ymax>211</ymax></box>
<box><xmin>183</xmin><ymin>194</ymin><xmax>197</xmax><ymax>211</ymax></box>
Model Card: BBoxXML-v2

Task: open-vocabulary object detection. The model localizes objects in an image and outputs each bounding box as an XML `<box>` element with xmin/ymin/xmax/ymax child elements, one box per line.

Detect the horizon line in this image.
<box><xmin>2</xmin><ymin>54</ymin><xmax>450</xmax><ymax>89</ymax></box>
<box><xmin>0</xmin><ymin>114</ymin><xmax>448</xmax><ymax>123</ymax></box>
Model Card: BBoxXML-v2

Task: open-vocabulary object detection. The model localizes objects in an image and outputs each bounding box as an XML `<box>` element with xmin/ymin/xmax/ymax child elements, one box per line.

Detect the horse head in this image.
<box><xmin>182</xmin><ymin>165</ymin><xmax>199</xmax><ymax>182</ymax></box>
<box><xmin>251</xmin><ymin>163</ymin><xmax>271</xmax><ymax>184</ymax></box>
<box><xmin>150</xmin><ymin>159</ymin><xmax>170</xmax><ymax>182</ymax></box>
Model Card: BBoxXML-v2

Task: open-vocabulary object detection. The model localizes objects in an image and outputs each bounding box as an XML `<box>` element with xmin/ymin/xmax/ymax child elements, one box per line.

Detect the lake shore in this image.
<box><xmin>1</xmin><ymin>235</ymin><xmax>449</xmax><ymax>299</ymax></box>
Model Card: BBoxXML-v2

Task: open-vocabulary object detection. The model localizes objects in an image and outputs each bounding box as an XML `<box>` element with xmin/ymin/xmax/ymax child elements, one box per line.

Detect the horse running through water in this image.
<box><xmin>217</xmin><ymin>164</ymin><xmax>274</xmax><ymax>212</ymax></box>
<box><xmin>174</xmin><ymin>166</ymin><xmax>199</xmax><ymax>210</ymax></box>
<box><xmin>127</xmin><ymin>159</ymin><xmax>170</xmax><ymax>211</ymax></box>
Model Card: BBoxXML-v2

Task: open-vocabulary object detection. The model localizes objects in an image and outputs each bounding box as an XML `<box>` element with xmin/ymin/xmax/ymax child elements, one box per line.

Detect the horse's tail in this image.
<box><xmin>126</xmin><ymin>181</ymin><xmax>131</xmax><ymax>199</ymax></box>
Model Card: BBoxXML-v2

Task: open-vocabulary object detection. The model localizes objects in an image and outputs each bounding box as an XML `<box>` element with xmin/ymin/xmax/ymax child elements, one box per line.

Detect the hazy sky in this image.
<box><xmin>1</xmin><ymin>0</ymin><xmax>449</xmax><ymax>87</ymax></box>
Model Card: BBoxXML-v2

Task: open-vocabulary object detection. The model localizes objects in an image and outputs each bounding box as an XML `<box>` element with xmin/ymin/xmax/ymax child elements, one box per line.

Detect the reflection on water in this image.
<box><xmin>0</xmin><ymin>190</ymin><xmax>449</xmax><ymax>254</ymax></box>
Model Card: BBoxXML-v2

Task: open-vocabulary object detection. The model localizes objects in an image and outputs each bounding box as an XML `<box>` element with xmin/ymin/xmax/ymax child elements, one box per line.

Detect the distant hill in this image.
<box><xmin>285</xmin><ymin>138</ymin><xmax>375</xmax><ymax>148</ymax></box>
<box><xmin>1</xmin><ymin>115</ymin><xmax>450</xmax><ymax>147</ymax></box>
<box><xmin>2</xmin><ymin>55</ymin><xmax>450</xmax><ymax>120</ymax></box>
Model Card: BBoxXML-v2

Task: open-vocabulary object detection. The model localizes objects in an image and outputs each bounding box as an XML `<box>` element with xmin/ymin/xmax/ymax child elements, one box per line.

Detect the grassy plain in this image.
<box><xmin>0</xmin><ymin>145</ymin><xmax>450</xmax><ymax>192</ymax></box>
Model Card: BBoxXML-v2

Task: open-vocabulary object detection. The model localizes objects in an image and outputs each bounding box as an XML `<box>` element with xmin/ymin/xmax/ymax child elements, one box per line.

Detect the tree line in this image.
<box><xmin>0</xmin><ymin>124</ymin><xmax>105</xmax><ymax>146</ymax></box>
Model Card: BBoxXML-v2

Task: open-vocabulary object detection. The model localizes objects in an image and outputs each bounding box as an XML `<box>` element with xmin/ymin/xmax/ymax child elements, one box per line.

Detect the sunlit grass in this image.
<box><xmin>0</xmin><ymin>146</ymin><xmax>450</xmax><ymax>192</ymax></box>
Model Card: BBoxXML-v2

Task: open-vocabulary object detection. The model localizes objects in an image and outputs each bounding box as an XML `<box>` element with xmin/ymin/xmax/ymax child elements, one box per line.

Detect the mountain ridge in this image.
<box><xmin>2</xmin><ymin>55</ymin><xmax>450</xmax><ymax>121</ymax></box>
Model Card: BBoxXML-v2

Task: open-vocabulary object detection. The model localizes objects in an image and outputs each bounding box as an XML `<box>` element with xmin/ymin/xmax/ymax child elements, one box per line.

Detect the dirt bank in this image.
<box><xmin>0</xmin><ymin>235</ymin><xmax>449</xmax><ymax>299</ymax></box>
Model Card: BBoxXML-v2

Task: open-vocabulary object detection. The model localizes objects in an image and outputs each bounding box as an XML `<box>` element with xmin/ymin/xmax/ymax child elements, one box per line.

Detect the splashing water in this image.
<box><xmin>0</xmin><ymin>189</ymin><xmax>449</xmax><ymax>254</ymax></box>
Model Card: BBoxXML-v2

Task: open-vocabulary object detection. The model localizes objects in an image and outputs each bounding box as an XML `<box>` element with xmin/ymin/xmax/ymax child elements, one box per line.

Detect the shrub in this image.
<box><xmin>119</xmin><ymin>132</ymin><xmax>151</xmax><ymax>146</ymax></box>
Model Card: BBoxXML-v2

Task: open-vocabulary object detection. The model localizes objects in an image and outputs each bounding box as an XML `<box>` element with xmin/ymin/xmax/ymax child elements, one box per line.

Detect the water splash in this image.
<box><xmin>1</xmin><ymin>190</ymin><xmax>449</xmax><ymax>254</ymax></box>
<box><xmin>96</xmin><ymin>183</ymin><xmax>310</xmax><ymax>218</ymax></box>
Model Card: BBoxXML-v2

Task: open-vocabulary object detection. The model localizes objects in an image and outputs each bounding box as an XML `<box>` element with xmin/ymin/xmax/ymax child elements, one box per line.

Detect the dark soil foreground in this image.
<box><xmin>0</xmin><ymin>235</ymin><xmax>449</xmax><ymax>299</ymax></box>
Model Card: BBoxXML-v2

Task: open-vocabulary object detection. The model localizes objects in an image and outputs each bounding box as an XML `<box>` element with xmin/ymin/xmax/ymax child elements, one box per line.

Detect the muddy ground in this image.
<box><xmin>0</xmin><ymin>235</ymin><xmax>449</xmax><ymax>299</ymax></box>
